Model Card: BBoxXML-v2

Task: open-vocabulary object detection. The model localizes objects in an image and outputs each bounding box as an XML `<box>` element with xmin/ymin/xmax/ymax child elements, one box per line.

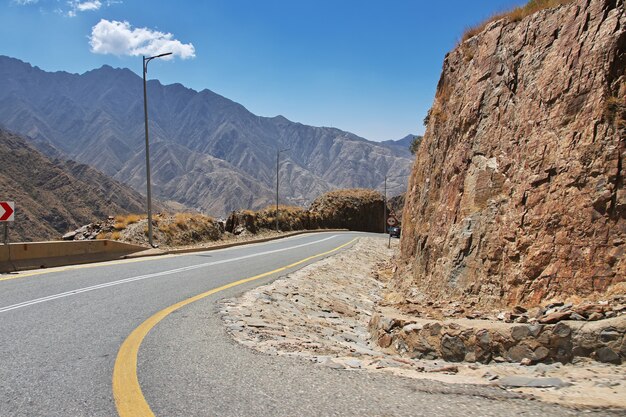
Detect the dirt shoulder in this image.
<box><xmin>220</xmin><ymin>237</ymin><xmax>626</xmax><ymax>411</ymax></box>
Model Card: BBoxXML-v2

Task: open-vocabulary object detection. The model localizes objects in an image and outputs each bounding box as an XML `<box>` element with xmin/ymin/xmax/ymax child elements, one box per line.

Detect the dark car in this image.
<box><xmin>389</xmin><ymin>226</ymin><xmax>401</xmax><ymax>238</ymax></box>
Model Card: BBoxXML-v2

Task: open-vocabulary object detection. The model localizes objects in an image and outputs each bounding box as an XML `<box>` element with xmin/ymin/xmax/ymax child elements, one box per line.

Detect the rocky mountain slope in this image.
<box><xmin>397</xmin><ymin>0</ymin><xmax>625</xmax><ymax>307</ymax></box>
<box><xmin>0</xmin><ymin>57</ymin><xmax>412</xmax><ymax>215</ymax></box>
<box><xmin>0</xmin><ymin>129</ymin><xmax>152</xmax><ymax>241</ymax></box>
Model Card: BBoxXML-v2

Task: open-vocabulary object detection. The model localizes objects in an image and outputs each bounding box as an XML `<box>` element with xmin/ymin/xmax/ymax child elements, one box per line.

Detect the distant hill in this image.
<box><xmin>380</xmin><ymin>134</ymin><xmax>420</xmax><ymax>156</ymax></box>
<box><xmin>0</xmin><ymin>56</ymin><xmax>412</xmax><ymax>216</ymax></box>
<box><xmin>0</xmin><ymin>129</ymin><xmax>152</xmax><ymax>242</ymax></box>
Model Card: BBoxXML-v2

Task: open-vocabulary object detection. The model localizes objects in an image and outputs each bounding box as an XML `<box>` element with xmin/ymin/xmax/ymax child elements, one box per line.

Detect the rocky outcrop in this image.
<box><xmin>225</xmin><ymin>189</ymin><xmax>389</xmax><ymax>234</ymax></box>
<box><xmin>225</xmin><ymin>206</ymin><xmax>320</xmax><ymax>234</ymax></box>
<box><xmin>398</xmin><ymin>0</ymin><xmax>625</xmax><ymax>307</ymax></box>
<box><xmin>309</xmin><ymin>189</ymin><xmax>387</xmax><ymax>232</ymax></box>
<box><xmin>63</xmin><ymin>213</ymin><xmax>223</xmax><ymax>247</ymax></box>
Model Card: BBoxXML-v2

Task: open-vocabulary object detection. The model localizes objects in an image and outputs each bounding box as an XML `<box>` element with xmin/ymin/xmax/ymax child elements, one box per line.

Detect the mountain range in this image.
<box><xmin>0</xmin><ymin>129</ymin><xmax>155</xmax><ymax>241</ymax></box>
<box><xmin>0</xmin><ymin>56</ymin><xmax>413</xmax><ymax>216</ymax></box>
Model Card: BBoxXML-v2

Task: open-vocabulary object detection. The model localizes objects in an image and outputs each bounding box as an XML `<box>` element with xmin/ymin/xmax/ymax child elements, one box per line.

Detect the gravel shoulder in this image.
<box><xmin>220</xmin><ymin>237</ymin><xmax>626</xmax><ymax>412</ymax></box>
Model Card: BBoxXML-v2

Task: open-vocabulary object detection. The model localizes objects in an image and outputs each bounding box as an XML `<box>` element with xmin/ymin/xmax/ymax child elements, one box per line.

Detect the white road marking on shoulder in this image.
<box><xmin>0</xmin><ymin>235</ymin><xmax>339</xmax><ymax>314</ymax></box>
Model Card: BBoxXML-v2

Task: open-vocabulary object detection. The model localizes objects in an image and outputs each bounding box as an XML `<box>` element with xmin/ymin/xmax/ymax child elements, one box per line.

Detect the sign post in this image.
<box><xmin>0</xmin><ymin>201</ymin><xmax>15</xmax><ymax>245</ymax></box>
<box><xmin>386</xmin><ymin>216</ymin><xmax>397</xmax><ymax>248</ymax></box>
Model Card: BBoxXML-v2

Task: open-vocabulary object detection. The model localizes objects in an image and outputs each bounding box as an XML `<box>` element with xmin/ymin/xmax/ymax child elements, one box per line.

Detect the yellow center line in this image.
<box><xmin>112</xmin><ymin>237</ymin><xmax>358</xmax><ymax>417</ymax></box>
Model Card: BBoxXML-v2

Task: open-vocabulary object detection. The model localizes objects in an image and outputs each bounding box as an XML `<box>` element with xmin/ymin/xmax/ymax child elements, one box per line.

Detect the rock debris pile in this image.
<box><xmin>62</xmin><ymin>217</ymin><xmax>116</xmax><ymax>241</ymax></box>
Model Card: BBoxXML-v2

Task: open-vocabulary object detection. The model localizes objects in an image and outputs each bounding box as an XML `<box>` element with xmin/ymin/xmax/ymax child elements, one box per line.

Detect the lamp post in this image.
<box><xmin>275</xmin><ymin>148</ymin><xmax>290</xmax><ymax>232</ymax></box>
<box><xmin>143</xmin><ymin>52</ymin><xmax>172</xmax><ymax>247</ymax></box>
<box><xmin>383</xmin><ymin>175</ymin><xmax>387</xmax><ymax>234</ymax></box>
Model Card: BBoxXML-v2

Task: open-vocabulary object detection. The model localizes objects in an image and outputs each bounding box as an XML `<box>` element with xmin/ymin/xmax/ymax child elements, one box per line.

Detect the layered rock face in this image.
<box><xmin>399</xmin><ymin>0</ymin><xmax>625</xmax><ymax>307</ymax></box>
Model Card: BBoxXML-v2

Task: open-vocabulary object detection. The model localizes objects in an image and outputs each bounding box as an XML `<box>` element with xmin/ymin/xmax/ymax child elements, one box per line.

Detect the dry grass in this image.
<box><xmin>173</xmin><ymin>212</ymin><xmax>215</xmax><ymax>230</ymax></box>
<box><xmin>158</xmin><ymin>222</ymin><xmax>173</xmax><ymax>235</ymax></box>
<box><xmin>317</xmin><ymin>189</ymin><xmax>381</xmax><ymax>201</ymax></box>
<box><xmin>150</xmin><ymin>213</ymin><xmax>221</xmax><ymax>245</ymax></box>
<box><xmin>114</xmin><ymin>214</ymin><xmax>143</xmax><ymax>230</ymax></box>
<box><xmin>258</xmin><ymin>205</ymin><xmax>311</xmax><ymax>230</ymax></box>
<box><xmin>461</xmin><ymin>0</ymin><xmax>574</xmax><ymax>42</ymax></box>
<box><xmin>111</xmin><ymin>231</ymin><xmax>121</xmax><ymax>240</ymax></box>
<box><xmin>174</xmin><ymin>213</ymin><xmax>190</xmax><ymax>230</ymax></box>
<box><xmin>262</xmin><ymin>205</ymin><xmax>307</xmax><ymax>215</ymax></box>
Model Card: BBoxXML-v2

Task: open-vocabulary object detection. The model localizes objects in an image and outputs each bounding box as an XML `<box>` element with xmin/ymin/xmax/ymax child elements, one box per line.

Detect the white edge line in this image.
<box><xmin>0</xmin><ymin>235</ymin><xmax>339</xmax><ymax>314</ymax></box>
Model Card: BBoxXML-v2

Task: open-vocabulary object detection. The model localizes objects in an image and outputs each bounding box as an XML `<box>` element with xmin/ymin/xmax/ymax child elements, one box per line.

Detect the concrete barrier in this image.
<box><xmin>0</xmin><ymin>240</ymin><xmax>146</xmax><ymax>273</ymax></box>
<box><xmin>0</xmin><ymin>229</ymin><xmax>352</xmax><ymax>274</ymax></box>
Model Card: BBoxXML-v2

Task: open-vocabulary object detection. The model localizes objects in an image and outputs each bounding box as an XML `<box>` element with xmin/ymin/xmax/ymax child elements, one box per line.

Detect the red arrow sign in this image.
<box><xmin>0</xmin><ymin>201</ymin><xmax>14</xmax><ymax>221</ymax></box>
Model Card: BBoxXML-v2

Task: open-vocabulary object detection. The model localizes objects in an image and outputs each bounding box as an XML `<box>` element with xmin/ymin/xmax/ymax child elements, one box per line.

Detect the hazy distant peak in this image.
<box><xmin>271</xmin><ymin>115</ymin><xmax>289</xmax><ymax>123</ymax></box>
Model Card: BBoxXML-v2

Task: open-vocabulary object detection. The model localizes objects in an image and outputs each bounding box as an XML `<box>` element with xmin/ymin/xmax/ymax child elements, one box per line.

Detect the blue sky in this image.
<box><xmin>1</xmin><ymin>0</ymin><xmax>527</xmax><ymax>141</ymax></box>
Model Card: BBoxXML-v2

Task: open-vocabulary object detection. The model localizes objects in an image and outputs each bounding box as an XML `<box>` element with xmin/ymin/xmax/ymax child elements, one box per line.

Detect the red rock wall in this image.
<box><xmin>398</xmin><ymin>0</ymin><xmax>625</xmax><ymax>307</ymax></box>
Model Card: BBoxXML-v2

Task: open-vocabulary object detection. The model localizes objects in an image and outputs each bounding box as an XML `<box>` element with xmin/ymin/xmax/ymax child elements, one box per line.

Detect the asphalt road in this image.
<box><xmin>0</xmin><ymin>232</ymin><xmax>617</xmax><ymax>416</ymax></box>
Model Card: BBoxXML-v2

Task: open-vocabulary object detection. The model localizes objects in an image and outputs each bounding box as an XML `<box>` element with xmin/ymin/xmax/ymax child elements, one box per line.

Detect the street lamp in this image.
<box><xmin>276</xmin><ymin>148</ymin><xmax>290</xmax><ymax>232</ymax></box>
<box><xmin>143</xmin><ymin>52</ymin><xmax>172</xmax><ymax>247</ymax></box>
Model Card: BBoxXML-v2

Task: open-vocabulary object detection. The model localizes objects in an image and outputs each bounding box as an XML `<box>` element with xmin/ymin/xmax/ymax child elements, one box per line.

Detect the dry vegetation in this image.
<box><xmin>152</xmin><ymin>213</ymin><xmax>221</xmax><ymax>245</ymax></box>
<box><xmin>461</xmin><ymin>0</ymin><xmax>574</xmax><ymax>42</ymax></box>
<box><xmin>93</xmin><ymin>213</ymin><xmax>222</xmax><ymax>247</ymax></box>
<box><xmin>226</xmin><ymin>205</ymin><xmax>319</xmax><ymax>234</ymax></box>
<box><xmin>226</xmin><ymin>189</ymin><xmax>387</xmax><ymax>235</ymax></box>
<box><xmin>113</xmin><ymin>214</ymin><xmax>143</xmax><ymax>231</ymax></box>
<box><xmin>77</xmin><ymin>189</ymin><xmax>392</xmax><ymax>246</ymax></box>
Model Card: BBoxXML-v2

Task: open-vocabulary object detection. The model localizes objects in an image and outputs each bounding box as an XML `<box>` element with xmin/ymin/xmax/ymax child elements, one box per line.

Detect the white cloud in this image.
<box><xmin>15</xmin><ymin>0</ymin><xmax>114</xmax><ymax>16</ymax></box>
<box><xmin>67</xmin><ymin>0</ymin><xmax>101</xmax><ymax>16</ymax></box>
<box><xmin>89</xmin><ymin>19</ymin><xmax>196</xmax><ymax>59</ymax></box>
<box><xmin>76</xmin><ymin>1</ymin><xmax>101</xmax><ymax>11</ymax></box>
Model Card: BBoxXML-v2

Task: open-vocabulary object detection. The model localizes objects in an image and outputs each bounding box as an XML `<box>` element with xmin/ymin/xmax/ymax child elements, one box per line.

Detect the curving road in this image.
<box><xmin>0</xmin><ymin>232</ymin><xmax>613</xmax><ymax>416</ymax></box>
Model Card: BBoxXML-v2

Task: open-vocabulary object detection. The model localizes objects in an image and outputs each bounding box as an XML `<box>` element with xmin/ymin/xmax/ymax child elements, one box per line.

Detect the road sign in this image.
<box><xmin>0</xmin><ymin>202</ymin><xmax>14</xmax><ymax>222</ymax></box>
<box><xmin>386</xmin><ymin>216</ymin><xmax>397</xmax><ymax>227</ymax></box>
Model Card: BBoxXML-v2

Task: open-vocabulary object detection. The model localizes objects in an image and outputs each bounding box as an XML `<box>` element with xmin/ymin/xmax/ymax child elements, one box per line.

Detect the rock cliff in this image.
<box><xmin>398</xmin><ymin>0</ymin><xmax>625</xmax><ymax>307</ymax></box>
